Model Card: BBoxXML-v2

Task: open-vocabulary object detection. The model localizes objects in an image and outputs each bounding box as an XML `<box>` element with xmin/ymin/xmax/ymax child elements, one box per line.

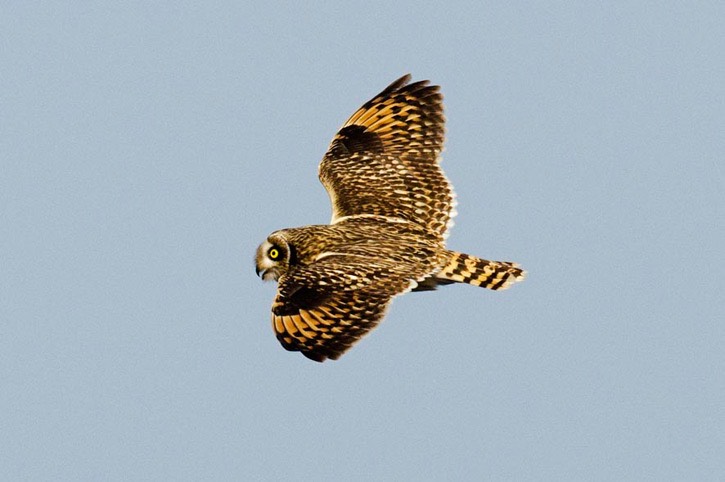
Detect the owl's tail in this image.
<box><xmin>419</xmin><ymin>251</ymin><xmax>526</xmax><ymax>291</ymax></box>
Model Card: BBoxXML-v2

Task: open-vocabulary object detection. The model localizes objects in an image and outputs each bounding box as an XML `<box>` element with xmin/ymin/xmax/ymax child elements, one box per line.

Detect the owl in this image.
<box><xmin>255</xmin><ymin>75</ymin><xmax>525</xmax><ymax>362</ymax></box>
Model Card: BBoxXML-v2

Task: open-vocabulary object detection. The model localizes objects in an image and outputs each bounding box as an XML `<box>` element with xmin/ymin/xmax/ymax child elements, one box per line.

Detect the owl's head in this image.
<box><xmin>255</xmin><ymin>232</ymin><xmax>293</xmax><ymax>282</ymax></box>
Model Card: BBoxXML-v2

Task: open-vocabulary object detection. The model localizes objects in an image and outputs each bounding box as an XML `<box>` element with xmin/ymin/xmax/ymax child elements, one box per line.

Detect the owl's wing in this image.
<box><xmin>270</xmin><ymin>255</ymin><xmax>417</xmax><ymax>362</ymax></box>
<box><xmin>319</xmin><ymin>75</ymin><xmax>457</xmax><ymax>240</ymax></box>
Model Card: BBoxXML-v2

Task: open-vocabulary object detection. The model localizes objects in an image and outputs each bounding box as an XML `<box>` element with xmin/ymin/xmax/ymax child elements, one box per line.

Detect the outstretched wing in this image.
<box><xmin>270</xmin><ymin>255</ymin><xmax>417</xmax><ymax>362</ymax></box>
<box><xmin>319</xmin><ymin>75</ymin><xmax>457</xmax><ymax>240</ymax></box>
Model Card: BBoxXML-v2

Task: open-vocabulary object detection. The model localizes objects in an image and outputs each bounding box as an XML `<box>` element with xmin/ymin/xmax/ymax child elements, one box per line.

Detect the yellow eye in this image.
<box><xmin>268</xmin><ymin>247</ymin><xmax>280</xmax><ymax>260</ymax></box>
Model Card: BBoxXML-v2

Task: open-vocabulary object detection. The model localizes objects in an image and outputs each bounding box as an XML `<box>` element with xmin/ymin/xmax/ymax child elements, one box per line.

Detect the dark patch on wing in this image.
<box><xmin>328</xmin><ymin>125</ymin><xmax>384</xmax><ymax>157</ymax></box>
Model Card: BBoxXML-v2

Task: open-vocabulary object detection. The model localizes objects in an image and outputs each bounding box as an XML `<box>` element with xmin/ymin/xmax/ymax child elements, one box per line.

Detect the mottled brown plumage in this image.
<box><xmin>255</xmin><ymin>75</ymin><xmax>525</xmax><ymax>362</ymax></box>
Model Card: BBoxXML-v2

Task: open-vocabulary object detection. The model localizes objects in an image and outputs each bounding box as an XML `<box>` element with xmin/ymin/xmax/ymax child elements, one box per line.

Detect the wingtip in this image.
<box><xmin>302</xmin><ymin>351</ymin><xmax>327</xmax><ymax>362</ymax></box>
<box><xmin>382</xmin><ymin>74</ymin><xmax>413</xmax><ymax>94</ymax></box>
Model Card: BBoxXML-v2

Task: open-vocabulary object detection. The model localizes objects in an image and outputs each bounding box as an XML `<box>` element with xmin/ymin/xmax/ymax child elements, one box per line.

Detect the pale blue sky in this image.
<box><xmin>2</xmin><ymin>2</ymin><xmax>723</xmax><ymax>480</ymax></box>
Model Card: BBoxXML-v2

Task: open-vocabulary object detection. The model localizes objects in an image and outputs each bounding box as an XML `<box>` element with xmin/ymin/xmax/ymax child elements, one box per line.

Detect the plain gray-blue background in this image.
<box><xmin>2</xmin><ymin>2</ymin><xmax>723</xmax><ymax>480</ymax></box>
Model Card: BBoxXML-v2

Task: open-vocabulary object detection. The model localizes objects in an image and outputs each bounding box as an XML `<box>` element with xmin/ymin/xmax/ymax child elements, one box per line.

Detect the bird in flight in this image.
<box><xmin>255</xmin><ymin>75</ymin><xmax>525</xmax><ymax>362</ymax></box>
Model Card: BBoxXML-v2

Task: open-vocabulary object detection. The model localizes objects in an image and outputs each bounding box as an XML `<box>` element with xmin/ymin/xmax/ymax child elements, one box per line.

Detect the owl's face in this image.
<box><xmin>255</xmin><ymin>233</ymin><xmax>292</xmax><ymax>282</ymax></box>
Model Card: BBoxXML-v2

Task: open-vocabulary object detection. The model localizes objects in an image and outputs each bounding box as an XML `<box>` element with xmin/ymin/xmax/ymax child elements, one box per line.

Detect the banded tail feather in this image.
<box><xmin>415</xmin><ymin>251</ymin><xmax>525</xmax><ymax>291</ymax></box>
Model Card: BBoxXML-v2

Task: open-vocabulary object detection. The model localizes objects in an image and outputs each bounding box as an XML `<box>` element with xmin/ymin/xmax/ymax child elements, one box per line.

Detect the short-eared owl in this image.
<box><xmin>255</xmin><ymin>75</ymin><xmax>525</xmax><ymax>362</ymax></box>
